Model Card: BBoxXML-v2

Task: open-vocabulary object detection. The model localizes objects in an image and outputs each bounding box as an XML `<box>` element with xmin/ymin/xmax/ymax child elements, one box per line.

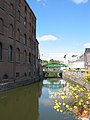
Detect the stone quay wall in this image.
<box><xmin>63</xmin><ymin>70</ymin><xmax>90</xmax><ymax>90</ymax></box>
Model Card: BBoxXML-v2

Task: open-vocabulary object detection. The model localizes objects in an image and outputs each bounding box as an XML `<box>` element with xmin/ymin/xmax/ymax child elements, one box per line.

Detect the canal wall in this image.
<box><xmin>63</xmin><ymin>71</ymin><xmax>90</xmax><ymax>90</ymax></box>
<box><xmin>0</xmin><ymin>76</ymin><xmax>43</xmax><ymax>92</ymax></box>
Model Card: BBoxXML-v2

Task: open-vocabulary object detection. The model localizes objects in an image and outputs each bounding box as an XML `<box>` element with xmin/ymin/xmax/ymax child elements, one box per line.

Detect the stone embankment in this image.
<box><xmin>0</xmin><ymin>76</ymin><xmax>43</xmax><ymax>92</ymax></box>
<box><xmin>63</xmin><ymin>70</ymin><xmax>90</xmax><ymax>90</ymax></box>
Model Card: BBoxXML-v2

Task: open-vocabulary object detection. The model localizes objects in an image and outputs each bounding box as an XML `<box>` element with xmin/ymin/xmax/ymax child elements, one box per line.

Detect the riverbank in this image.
<box><xmin>63</xmin><ymin>71</ymin><xmax>90</xmax><ymax>90</ymax></box>
<box><xmin>0</xmin><ymin>76</ymin><xmax>43</xmax><ymax>92</ymax></box>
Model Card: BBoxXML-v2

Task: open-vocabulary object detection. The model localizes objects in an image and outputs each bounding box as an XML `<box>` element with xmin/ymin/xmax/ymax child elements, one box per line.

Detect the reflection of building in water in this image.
<box><xmin>0</xmin><ymin>82</ymin><xmax>42</xmax><ymax>120</ymax></box>
<box><xmin>60</xmin><ymin>79</ymin><xmax>66</xmax><ymax>85</ymax></box>
<box><xmin>48</xmin><ymin>81</ymin><xmax>71</xmax><ymax>99</ymax></box>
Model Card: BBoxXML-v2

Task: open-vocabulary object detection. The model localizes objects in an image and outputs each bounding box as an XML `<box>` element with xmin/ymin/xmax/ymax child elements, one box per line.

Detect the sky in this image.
<box><xmin>26</xmin><ymin>0</ymin><xmax>90</xmax><ymax>60</ymax></box>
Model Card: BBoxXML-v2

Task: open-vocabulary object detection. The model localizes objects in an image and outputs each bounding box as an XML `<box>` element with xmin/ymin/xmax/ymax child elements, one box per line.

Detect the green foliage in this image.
<box><xmin>42</xmin><ymin>60</ymin><xmax>48</xmax><ymax>65</ymax></box>
<box><xmin>48</xmin><ymin>73</ymin><xmax>58</xmax><ymax>77</ymax></box>
<box><xmin>49</xmin><ymin>59</ymin><xmax>60</xmax><ymax>63</ymax></box>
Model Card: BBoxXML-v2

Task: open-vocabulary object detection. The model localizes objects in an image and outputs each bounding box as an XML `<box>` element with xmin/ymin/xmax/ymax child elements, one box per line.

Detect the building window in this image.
<box><xmin>16</xmin><ymin>48</ymin><xmax>20</xmax><ymax>62</ymax></box>
<box><xmin>29</xmin><ymin>38</ymin><xmax>31</xmax><ymax>47</ymax></box>
<box><xmin>24</xmin><ymin>17</ymin><xmax>27</xmax><ymax>27</ymax></box>
<box><xmin>10</xmin><ymin>3</ymin><xmax>14</xmax><ymax>15</ymax></box>
<box><xmin>24</xmin><ymin>50</ymin><xmax>27</xmax><ymax>63</ymax></box>
<box><xmin>29</xmin><ymin>72</ymin><xmax>31</xmax><ymax>76</ymax></box>
<box><xmin>29</xmin><ymin>52</ymin><xmax>31</xmax><ymax>63</ymax></box>
<box><xmin>8</xmin><ymin>45</ymin><xmax>13</xmax><ymax>61</ymax></box>
<box><xmin>0</xmin><ymin>18</ymin><xmax>4</xmax><ymax>33</ymax></box>
<box><xmin>17</xmin><ymin>10</ymin><xmax>20</xmax><ymax>21</ymax></box>
<box><xmin>17</xmin><ymin>29</ymin><xmax>20</xmax><ymax>41</ymax></box>
<box><xmin>3</xmin><ymin>74</ymin><xmax>8</xmax><ymax>79</ymax></box>
<box><xmin>24</xmin><ymin>34</ymin><xmax>27</xmax><ymax>44</ymax></box>
<box><xmin>16</xmin><ymin>72</ymin><xmax>20</xmax><ymax>77</ymax></box>
<box><xmin>25</xmin><ymin>6</ymin><xmax>27</xmax><ymax>14</ymax></box>
<box><xmin>9</xmin><ymin>24</ymin><xmax>13</xmax><ymax>37</ymax></box>
<box><xmin>0</xmin><ymin>42</ymin><xmax>2</xmax><ymax>60</ymax></box>
<box><xmin>24</xmin><ymin>73</ymin><xmax>27</xmax><ymax>76</ymax></box>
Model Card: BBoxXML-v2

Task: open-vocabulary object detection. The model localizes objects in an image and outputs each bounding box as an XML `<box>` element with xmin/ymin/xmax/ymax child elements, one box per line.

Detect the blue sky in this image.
<box><xmin>26</xmin><ymin>0</ymin><xmax>90</xmax><ymax>60</ymax></box>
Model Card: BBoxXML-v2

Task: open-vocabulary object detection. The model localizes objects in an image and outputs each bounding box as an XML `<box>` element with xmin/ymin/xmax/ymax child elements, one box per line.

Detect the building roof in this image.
<box><xmin>85</xmin><ymin>48</ymin><xmax>90</xmax><ymax>53</ymax></box>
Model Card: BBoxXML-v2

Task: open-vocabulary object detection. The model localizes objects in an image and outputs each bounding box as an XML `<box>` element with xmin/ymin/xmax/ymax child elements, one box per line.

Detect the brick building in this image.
<box><xmin>84</xmin><ymin>48</ymin><xmax>90</xmax><ymax>70</ymax></box>
<box><xmin>0</xmin><ymin>0</ymin><xmax>40</xmax><ymax>82</ymax></box>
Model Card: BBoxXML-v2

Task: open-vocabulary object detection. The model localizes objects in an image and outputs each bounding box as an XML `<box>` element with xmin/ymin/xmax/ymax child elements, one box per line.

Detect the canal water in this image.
<box><xmin>0</xmin><ymin>79</ymin><xmax>89</xmax><ymax>120</ymax></box>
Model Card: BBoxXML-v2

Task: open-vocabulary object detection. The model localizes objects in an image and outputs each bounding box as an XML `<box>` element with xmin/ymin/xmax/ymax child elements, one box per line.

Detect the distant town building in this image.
<box><xmin>84</xmin><ymin>48</ymin><xmax>90</xmax><ymax>70</ymax></box>
<box><xmin>70</xmin><ymin>54</ymin><xmax>85</xmax><ymax>69</ymax></box>
<box><xmin>0</xmin><ymin>0</ymin><xmax>40</xmax><ymax>82</ymax></box>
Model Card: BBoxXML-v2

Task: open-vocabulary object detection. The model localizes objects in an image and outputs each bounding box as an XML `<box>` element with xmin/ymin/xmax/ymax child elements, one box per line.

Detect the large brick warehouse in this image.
<box><xmin>0</xmin><ymin>0</ymin><xmax>40</xmax><ymax>82</ymax></box>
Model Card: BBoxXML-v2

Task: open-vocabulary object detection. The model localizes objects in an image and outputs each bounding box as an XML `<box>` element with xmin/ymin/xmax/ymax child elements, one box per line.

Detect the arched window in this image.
<box><xmin>16</xmin><ymin>48</ymin><xmax>20</xmax><ymax>62</ymax></box>
<box><xmin>17</xmin><ymin>29</ymin><xmax>20</xmax><ymax>41</ymax></box>
<box><xmin>9</xmin><ymin>24</ymin><xmax>13</xmax><ymax>37</ymax></box>
<box><xmin>10</xmin><ymin>3</ymin><xmax>14</xmax><ymax>15</ymax></box>
<box><xmin>29</xmin><ymin>37</ymin><xmax>31</xmax><ymax>47</ymax></box>
<box><xmin>25</xmin><ymin>6</ymin><xmax>27</xmax><ymax>14</ymax></box>
<box><xmin>24</xmin><ymin>50</ymin><xmax>27</xmax><ymax>63</ymax></box>
<box><xmin>24</xmin><ymin>34</ymin><xmax>27</xmax><ymax>44</ymax></box>
<box><xmin>0</xmin><ymin>18</ymin><xmax>4</xmax><ymax>33</ymax></box>
<box><xmin>17</xmin><ymin>10</ymin><xmax>20</xmax><ymax>21</ymax></box>
<box><xmin>8</xmin><ymin>45</ymin><xmax>13</xmax><ymax>61</ymax></box>
<box><xmin>3</xmin><ymin>74</ymin><xmax>8</xmax><ymax>79</ymax></box>
<box><xmin>0</xmin><ymin>42</ymin><xmax>2</xmax><ymax>60</ymax></box>
<box><xmin>29</xmin><ymin>52</ymin><xmax>31</xmax><ymax>63</ymax></box>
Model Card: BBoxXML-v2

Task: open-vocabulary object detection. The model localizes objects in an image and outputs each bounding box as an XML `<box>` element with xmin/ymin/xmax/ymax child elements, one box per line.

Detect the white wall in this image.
<box><xmin>71</xmin><ymin>61</ymin><xmax>85</xmax><ymax>69</ymax></box>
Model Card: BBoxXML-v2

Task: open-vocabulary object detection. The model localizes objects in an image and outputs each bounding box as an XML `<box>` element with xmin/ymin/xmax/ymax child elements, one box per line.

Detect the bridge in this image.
<box><xmin>43</xmin><ymin>63</ymin><xmax>68</xmax><ymax>78</ymax></box>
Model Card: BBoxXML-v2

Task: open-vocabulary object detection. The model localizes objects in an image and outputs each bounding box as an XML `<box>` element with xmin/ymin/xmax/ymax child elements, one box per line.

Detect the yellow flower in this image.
<box><xmin>66</xmin><ymin>105</ymin><xmax>69</xmax><ymax>108</ymax></box>
<box><xmin>74</xmin><ymin>106</ymin><xmax>77</xmax><ymax>109</ymax></box>
<box><xmin>59</xmin><ymin>109</ymin><xmax>63</xmax><ymax>112</ymax></box>
<box><xmin>58</xmin><ymin>90</ymin><xmax>62</xmax><ymax>92</ymax></box>
<box><xmin>57</xmin><ymin>109</ymin><xmax>59</xmax><ymax>112</ymax></box>
<box><xmin>86</xmin><ymin>101</ymin><xmax>89</xmax><ymax>104</ymax></box>
<box><xmin>61</xmin><ymin>95</ymin><xmax>66</xmax><ymax>100</ymax></box>
<box><xmin>58</xmin><ymin>102</ymin><xmax>62</xmax><ymax>105</ymax></box>
<box><xmin>62</xmin><ymin>102</ymin><xmax>66</xmax><ymax>106</ymax></box>
<box><xmin>79</xmin><ymin>102</ymin><xmax>82</xmax><ymax>106</ymax></box>
<box><xmin>69</xmin><ymin>107</ymin><xmax>72</xmax><ymax>111</ymax></box>
<box><xmin>54</xmin><ymin>106</ymin><xmax>57</xmax><ymax>109</ymax></box>
<box><xmin>75</xmin><ymin>95</ymin><xmax>78</xmax><ymax>99</ymax></box>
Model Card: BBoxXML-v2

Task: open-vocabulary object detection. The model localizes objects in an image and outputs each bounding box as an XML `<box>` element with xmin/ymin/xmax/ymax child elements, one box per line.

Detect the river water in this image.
<box><xmin>0</xmin><ymin>78</ymin><xmax>89</xmax><ymax>120</ymax></box>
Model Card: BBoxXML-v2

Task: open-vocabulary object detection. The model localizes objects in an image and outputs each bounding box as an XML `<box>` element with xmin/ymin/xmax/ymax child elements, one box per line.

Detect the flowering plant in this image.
<box><xmin>49</xmin><ymin>83</ymin><xmax>90</xmax><ymax>119</ymax></box>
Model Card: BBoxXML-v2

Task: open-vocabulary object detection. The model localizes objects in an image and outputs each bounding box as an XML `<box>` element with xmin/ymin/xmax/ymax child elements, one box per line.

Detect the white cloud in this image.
<box><xmin>37</xmin><ymin>35</ymin><xmax>58</xmax><ymax>41</ymax></box>
<box><xmin>39</xmin><ymin>99</ymin><xmax>51</xmax><ymax>106</ymax></box>
<box><xmin>84</xmin><ymin>43</ymin><xmax>90</xmax><ymax>48</ymax></box>
<box><xmin>72</xmin><ymin>0</ymin><xmax>88</xmax><ymax>4</ymax></box>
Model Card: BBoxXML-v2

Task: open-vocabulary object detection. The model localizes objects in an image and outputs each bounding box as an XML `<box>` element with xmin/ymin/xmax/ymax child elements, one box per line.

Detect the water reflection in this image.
<box><xmin>0</xmin><ymin>82</ymin><xmax>43</xmax><ymax>120</ymax></box>
<box><xmin>39</xmin><ymin>79</ymin><xmax>90</xmax><ymax>120</ymax></box>
<box><xmin>0</xmin><ymin>79</ymin><xmax>89</xmax><ymax>120</ymax></box>
<box><xmin>39</xmin><ymin>79</ymin><xmax>75</xmax><ymax>120</ymax></box>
